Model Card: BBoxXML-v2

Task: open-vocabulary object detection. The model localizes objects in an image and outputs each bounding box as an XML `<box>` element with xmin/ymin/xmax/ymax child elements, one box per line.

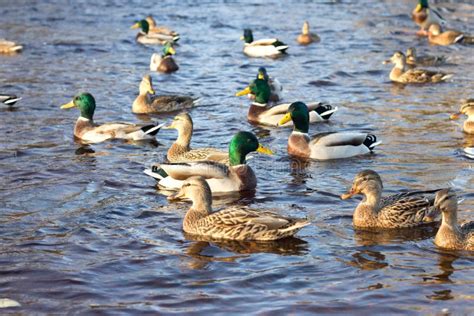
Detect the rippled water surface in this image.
<box><xmin>1</xmin><ymin>0</ymin><xmax>474</xmax><ymax>314</ymax></box>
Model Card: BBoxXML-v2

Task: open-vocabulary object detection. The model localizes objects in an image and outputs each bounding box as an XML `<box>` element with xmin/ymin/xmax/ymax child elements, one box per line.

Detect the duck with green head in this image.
<box><xmin>144</xmin><ymin>131</ymin><xmax>273</xmax><ymax>193</ymax></box>
<box><xmin>236</xmin><ymin>78</ymin><xmax>337</xmax><ymax>127</ymax></box>
<box><xmin>240</xmin><ymin>29</ymin><xmax>288</xmax><ymax>58</ymax></box>
<box><xmin>411</xmin><ymin>0</ymin><xmax>445</xmax><ymax>36</ymax></box>
<box><xmin>150</xmin><ymin>42</ymin><xmax>179</xmax><ymax>73</ymax></box>
<box><xmin>131</xmin><ymin>19</ymin><xmax>180</xmax><ymax>45</ymax></box>
<box><xmin>61</xmin><ymin>92</ymin><xmax>163</xmax><ymax>143</ymax></box>
<box><xmin>240</xmin><ymin>67</ymin><xmax>283</xmax><ymax>102</ymax></box>
<box><xmin>278</xmin><ymin>102</ymin><xmax>381</xmax><ymax>160</ymax></box>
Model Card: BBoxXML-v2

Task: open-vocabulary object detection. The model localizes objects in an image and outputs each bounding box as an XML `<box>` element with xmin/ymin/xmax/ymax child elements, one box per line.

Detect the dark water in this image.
<box><xmin>1</xmin><ymin>0</ymin><xmax>473</xmax><ymax>314</ymax></box>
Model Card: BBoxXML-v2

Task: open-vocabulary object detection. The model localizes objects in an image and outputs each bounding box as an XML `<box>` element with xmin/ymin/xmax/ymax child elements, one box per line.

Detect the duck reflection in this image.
<box><xmin>288</xmin><ymin>156</ymin><xmax>312</xmax><ymax>185</ymax></box>
<box><xmin>343</xmin><ymin>249</ymin><xmax>388</xmax><ymax>271</ymax></box>
<box><xmin>353</xmin><ymin>225</ymin><xmax>438</xmax><ymax>246</ymax></box>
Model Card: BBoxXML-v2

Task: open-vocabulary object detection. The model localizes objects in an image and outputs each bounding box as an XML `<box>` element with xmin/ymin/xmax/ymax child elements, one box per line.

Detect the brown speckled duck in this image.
<box><xmin>132</xmin><ymin>75</ymin><xmax>196</xmax><ymax>114</ymax></box>
<box><xmin>150</xmin><ymin>42</ymin><xmax>179</xmax><ymax>73</ymax></box>
<box><xmin>406</xmin><ymin>47</ymin><xmax>446</xmax><ymax>68</ymax></box>
<box><xmin>450</xmin><ymin>99</ymin><xmax>474</xmax><ymax>134</ymax></box>
<box><xmin>145</xmin><ymin>15</ymin><xmax>180</xmax><ymax>42</ymax></box>
<box><xmin>427</xmin><ymin>24</ymin><xmax>474</xmax><ymax>46</ymax></box>
<box><xmin>296</xmin><ymin>21</ymin><xmax>320</xmax><ymax>45</ymax></box>
<box><xmin>434</xmin><ymin>189</ymin><xmax>473</xmax><ymax>251</ymax></box>
<box><xmin>168</xmin><ymin>176</ymin><xmax>310</xmax><ymax>241</ymax></box>
<box><xmin>0</xmin><ymin>39</ymin><xmax>22</xmax><ymax>54</ymax></box>
<box><xmin>341</xmin><ymin>170</ymin><xmax>443</xmax><ymax>229</ymax></box>
<box><xmin>163</xmin><ymin>112</ymin><xmax>229</xmax><ymax>163</ymax></box>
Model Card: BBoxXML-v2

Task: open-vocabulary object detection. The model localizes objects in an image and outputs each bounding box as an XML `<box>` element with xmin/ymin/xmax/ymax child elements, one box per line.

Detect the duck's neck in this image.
<box><xmin>175</xmin><ymin>124</ymin><xmax>192</xmax><ymax>148</ymax></box>
<box><xmin>354</xmin><ymin>186</ymin><xmax>382</xmax><ymax>226</ymax></box>
<box><xmin>435</xmin><ymin>212</ymin><xmax>463</xmax><ymax>248</ymax></box>
<box><xmin>185</xmin><ymin>191</ymin><xmax>212</xmax><ymax>224</ymax></box>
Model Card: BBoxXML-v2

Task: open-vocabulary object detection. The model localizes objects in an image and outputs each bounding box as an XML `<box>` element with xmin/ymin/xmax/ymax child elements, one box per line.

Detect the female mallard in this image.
<box><xmin>411</xmin><ymin>0</ymin><xmax>445</xmax><ymax>36</ymax></box>
<box><xmin>450</xmin><ymin>99</ymin><xmax>474</xmax><ymax>134</ymax></box>
<box><xmin>433</xmin><ymin>189</ymin><xmax>473</xmax><ymax>251</ymax></box>
<box><xmin>384</xmin><ymin>51</ymin><xmax>452</xmax><ymax>84</ymax></box>
<box><xmin>61</xmin><ymin>92</ymin><xmax>163</xmax><ymax>143</ymax></box>
<box><xmin>145</xmin><ymin>15</ymin><xmax>180</xmax><ymax>41</ymax></box>
<box><xmin>341</xmin><ymin>170</ymin><xmax>443</xmax><ymax>229</ymax></box>
<box><xmin>427</xmin><ymin>24</ymin><xmax>474</xmax><ymax>46</ymax></box>
<box><xmin>296</xmin><ymin>21</ymin><xmax>320</xmax><ymax>45</ymax></box>
<box><xmin>406</xmin><ymin>47</ymin><xmax>446</xmax><ymax>68</ymax></box>
<box><xmin>144</xmin><ymin>131</ymin><xmax>272</xmax><ymax>193</ymax></box>
<box><xmin>236</xmin><ymin>79</ymin><xmax>337</xmax><ymax>127</ymax></box>
<box><xmin>168</xmin><ymin>176</ymin><xmax>310</xmax><ymax>241</ymax></box>
<box><xmin>237</xmin><ymin>67</ymin><xmax>283</xmax><ymax>102</ymax></box>
<box><xmin>131</xmin><ymin>19</ymin><xmax>179</xmax><ymax>45</ymax></box>
<box><xmin>240</xmin><ymin>29</ymin><xmax>288</xmax><ymax>58</ymax></box>
<box><xmin>278</xmin><ymin>102</ymin><xmax>380</xmax><ymax>160</ymax></box>
<box><xmin>150</xmin><ymin>42</ymin><xmax>179</xmax><ymax>73</ymax></box>
<box><xmin>0</xmin><ymin>39</ymin><xmax>22</xmax><ymax>54</ymax></box>
<box><xmin>0</xmin><ymin>94</ymin><xmax>21</xmax><ymax>106</ymax></box>
<box><xmin>132</xmin><ymin>75</ymin><xmax>196</xmax><ymax>114</ymax></box>
<box><xmin>164</xmin><ymin>112</ymin><xmax>229</xmax><ymax>163</ymax></box>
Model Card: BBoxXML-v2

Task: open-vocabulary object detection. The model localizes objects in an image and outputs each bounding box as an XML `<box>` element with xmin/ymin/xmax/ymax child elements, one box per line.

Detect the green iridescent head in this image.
<box><xmin>417</xmin><ymin>0</ymin><xmax>429</xmax><ymax>9</ymax></box>
<box><xmin>249</xmin><ymin>79</ymin><xmax>271</xmax><ymax>104</ymax></box>
<box><xmin>131</xmin><ymin>19</ymin><xmax>149</xmax><ymax>34</ymax></box>
<box><xmin>241</xmin><ymin>29</ymin><xmax>254</xmax><ymax>43</ymax></box>
<box><xmin>162</xmin><ymin>42</ymin><xmax>176</xmax><ymax>57</ymax></box>
<box><xmin>257</xmin><ymin>67</ymin><xmax>269</xmax><ymax>81</ymax></box>
<box><xmin>228</xmin><ymin>131</ymin><xmax>272</xmax><ymax>166</ymax></box>
<box><xmin>60</xmin><ymin>92</ymin><xmax>96</xmax><ymax>120</ymax></box>
<box><xmin>281</xmin><ymin>102</ymin><xmax>309</xmax><ymax>133</ymax></box>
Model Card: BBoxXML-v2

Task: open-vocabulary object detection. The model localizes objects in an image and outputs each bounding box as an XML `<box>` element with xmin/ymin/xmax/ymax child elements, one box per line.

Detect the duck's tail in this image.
<box><xmin>144</xmin><ymin>165</ymin><xmax>168</xmax><ymax>180</ymax></box>
<box><xmin>277</xmin><ymin>220</ymin><xmax>311</xmax><ymax>238</ymax></box>
<box><xmin>363</xmin><ymin>134</ymin><xmax>382</xmax><ymax>151</ymax></box>
<box><xmin>142</xmin><ymin>122</ymin><xmax>165</xmax><ymax>136</ymax></box>
<box><xmin>314</xmin><ymin>104</ymin><xmax>338</xmax><ymax>120</ymax></box>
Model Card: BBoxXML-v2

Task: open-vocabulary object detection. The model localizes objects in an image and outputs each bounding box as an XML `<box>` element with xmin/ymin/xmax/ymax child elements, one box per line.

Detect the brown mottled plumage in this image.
<box><xmin>296</xmin><ymin>21</ymin><xmax>320</xmax><ymax>45</ymax></box>
<box><xmin>168</xmin><ymin>177</ymin><xmax>310</xmax><ymax>241</ymax></box>
<box><xmin>450</xmin><ymin>99</ymin><xmax>474</xmax><ymax>134</ymax></box>
<box><xmin>406</xmin><ymin>47</ymin><xmax>446</xmax><ymax>68</ymax></box>
<box><xmin>341</xmin><ymin>170</ymin><xmax>443</xmax><ymax>229</ymax></box>
<box><xmin>428</xmin><ymin>24</ymin><xmax>474</xmax><ymax>46</ymax></box>
<box><xmin>150</xmin><ymin>54</ymin><xmax>179</xmax><ymax>73</ymax></box>
<box><xmin>434</xmin><ymin>189</ymin><xmax>474</xmax><ymax>251</ymax></box>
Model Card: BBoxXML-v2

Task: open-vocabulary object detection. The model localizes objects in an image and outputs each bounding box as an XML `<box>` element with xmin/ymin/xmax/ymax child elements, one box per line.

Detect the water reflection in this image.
<box><xmin>353</xmin><ymin>225</ymin><xmax>438</xmax><ymax>246</ymax></box>
<box><xmin>343</xmin><ymin>249</ymin><xmax>388</xmax><ymax>271</ymax></box>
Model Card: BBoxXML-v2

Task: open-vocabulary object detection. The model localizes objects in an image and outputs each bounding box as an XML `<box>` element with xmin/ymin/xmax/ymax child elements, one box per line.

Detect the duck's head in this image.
<box><xmin>168</xmin><ymin>176</ymin><xmax>212</xmax><ymax>209</ymax></box>
<box><xmin>341</xmin><ymin>170</ymin><xmax>383</xmax><ymax>200</ymax></box>
<box><xmin>383</xmin><ymin>51</ymin><xmax>406</xmax><ymax>68</ymax></box>
<box><xmin>428</xmin><ymin>23</ymin><xmax>442</xmax><ymax>36</ymax></box>
<box><xmin>257</xmin><ymin>67</ymin><xmax>269</xmax><ymax>81</ymax></box>
<box><xmin>450</xmin><ymin>99</ymin><xmax>474</xmax><ymax>120</ymax></box>
<box><xmin>60</xmin><ymin>92</ymin><xmax>96</xmax><ymax>120</ymax></box>
<box><xmin>302</xmin><ymin>21</ymin><xmax>310</xmax><ymax>35</ymax></box>
<box><xmin>414</xmin><ymin>0</ymin><xmax>429</xmax><ymax>12</ymax></box>
<box><xmin>145</xmin><ymin>15</ymin><xmax>156</xmax><ymax>28</ymax></box>
<box><xmin>131</xmin><ymin>19</ymin><xmax>149</xmax><ymax>34</ymax></box>
<box><xmin>278</xmin><ymin>101</ymin><xmax>309</xmax><ymax>133</ymax></box>
<box><xmin>235</xmin><ymin>78</ymin><xmax>271</xmax><ymax>104</ymax></box>
<box><xmin>229</xmin><ymin>131</ymin><xmax>273</xmax><ymax>166</ymax></box>
<box><xmin>434</xmin><ymin>189</ymin><xmax>458</xmax><ymax>215</ymax></box>
<box><xmin>164</xmin><ymin>112</ymin><xmax>193</xmax><ymax>132</ymax></box>
<box><xmin>139</xmin><ymin>74</ymin><xmax>155</xmax><ymax>95</ymax></box>
<box><xmin>241</xmin><ymin>29</ymin><xmax>254</xmax><ymax>43</ymax></box>
<box><xmin>162</xmin><ymin>41</ymin><xmax>176</xmax><ymax>57</ymax></box>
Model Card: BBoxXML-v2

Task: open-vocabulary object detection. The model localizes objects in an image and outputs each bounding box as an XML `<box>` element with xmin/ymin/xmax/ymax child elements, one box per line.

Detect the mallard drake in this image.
<box><xmin>0</xmin><ymin>39</ymin><xmax>22</xmax><ymax>54</ymax></box>
<box><xmin>236</xmin><ymin>79</ymin><xmax>337</xmax><ymax>127</ymax></box>
<box><xmin>237</xmin><ymin>67</ymin><xmax>283</xmax><ymax>102</ymax></box>
<box><xmin>406</xmin><ymin>47</ymin><xmax>446</xmax><ymax>68</ymax></box>
<box><xmin>278</xmin><ymin>102</ymin><xmax>380</xmax><ymax>160</ymax></box>
<box><xmin>427</xmin><ymin>24</ymin><xmax>474</xmax><ymax>46</ymax></box>
<box><xmin>411</xmin><ymin>0</ymin><xmax>445</xmax><ymax>36</ymax></box>
<box><xmin>240</xmin><ymin>29</ymin><xmax>288</xmax><ymax>58</ymax></box>
<box><xmin>384</xmin><ymin>51</ymin><xmax>452</xmax><ymax>84</ymax></box>
<box><xmin>61</xmin><ymin>92</ymin><xmax>163</xmax><ymax>143</ymax></box>
<box><xmin>149</xmin><ymin>42</ymin><xmax>179</xmax><ymax>73</ymax></box>
<box><xmin>296</xmin><ymin>21</ymin><xmax>320</xmax><ymax>45</ymax></box>
<box><xmin>131</xmin><ymin>19</ymin><xmax>179</xmax><ymax>45</ymax></box>
<box><xmin>132</xmin><ymin>75</ymin><xmax>196</xmax><ymax>114</ymax></box>
<box><xmin>168</xmin><ymin>176</ymin><xmax>310</xmax><ymax>241</ymax></box>
<box><xmin>163</xmin><ymin>112</ymin><xmax>229</xmax><ymax>163</ymax></box>
<box><xmin>145</xmin><ymin>15</ymin><xmax>180</xmax><ymax>41</ymax></box>
<box><xmin>144</xmin><ymin>131</ymin><xmax>272</xmax><ymax>193</ymax></box>
<box><xmin>450</xmin><ymin>99</ymin><xmax>474</xmax><ymax>134</ymax></box>
<box><xmin>341</xmin><ymin>170</ymin><xmax>443</xmax><ymax>229</ymax></box>
<box><xmin>0</xmin><ymin>94</ymin><xmax>21</xmax><ymax>106</ymax></box>
<box><xmin>433</xmin><ymin>189</ymin><xmax>473</xmax><ymax>251</ymax></box>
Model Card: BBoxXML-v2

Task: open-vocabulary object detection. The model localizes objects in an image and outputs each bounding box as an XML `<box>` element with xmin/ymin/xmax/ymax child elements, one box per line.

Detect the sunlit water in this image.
<box><xmin>1</xmin><ymin>0</ymin><xmax>473</xmax><ymax>313</ymax></box>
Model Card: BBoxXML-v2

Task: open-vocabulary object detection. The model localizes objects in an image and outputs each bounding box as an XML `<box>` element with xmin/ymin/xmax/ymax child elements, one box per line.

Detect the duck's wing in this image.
<box><xmin>461</xmin><ymin>221</ymin><xmax>474</xmax><ymax>232</ymax></box>
<box><xmin>150</xmin><ymin>95</ymin><xmax>196</xmax><ymax>112</ymax></box>
<box><xmin>160</xmin><ymin>161</ymin><xmax>229</xmax><ymax>180</ymax></box>
<box><xmin>310</xmin><ymin>132</ymin><xmax>367</xmax><ymax>146</ymax></box>
<box><xmin>206</xmin><ymin>207</ymin><xmax>294</xmax><ymax>229</ymax></box>
<box><xmin>378</xmin><ymin>194</ymin><xmax>437</xmax><ymax>227</ymax></box>
<box><xmin>249</xmin><ymin>38</ymin><xmax>279</xmax><ymax>46</ymax></box>
<box><xmin>181</xmin><ymin>148</ymin><xmax>229</xmax><ymax>163</ymax></box>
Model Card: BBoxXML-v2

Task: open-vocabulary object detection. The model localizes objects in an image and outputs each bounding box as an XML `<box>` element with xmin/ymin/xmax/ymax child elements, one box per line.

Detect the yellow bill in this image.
<box><xmin>168</xmin><ymin>46</ymin><xmax>176</xmax><ymax>55</ymax></box>
<box><xmin>240</xmin><ymin>35</ymin><xmax>244</xmax><ymax>40</ymax></box>
<box><xmin>60</xmin><ymin>100</ymin><xmax>76</xmax><ymax>109</ymax></box>
<box><xmin>257</xmin><ymin>144</ymin><xmax>273</xmax><ymax>155</ymax></box>
<box><xmin>130</xmin><ymin>22</ymin><xmax>140</xmax><ymax>29</ymax></box>
<box><xmin>415</xmin><ymin>4</ymin><xmax>422</xmax><ymax>12</ymax></box>
<box><xmin>257</xmin><ymin>73</ymin><xmax>264</xmax><ymax>80</ymax></box>
<box><xmin>450</xmin><ymin>113</ymin><xmax>461</xmax><ymax>120</ymax></box>
<box><xmin>148</xmin><ymin>88</ymin><xmax>155</xmax><ymax>95</ymax></box>
<box><xmin>340</xmin><ymin>188</ymin><xmax>356</xmax><ymax>200</ymax></box>
<box><xmin>278</xmin><ymin>113</ymin><xmax>292</xmax><ymax>126</ymax></box>
<box><xmin>167</xmin><ymin>187</ymin><xmax>186</xmax><ymax>201</ymax></box>
<box><xmin>235</xmin><ymin>86</ymin><xmax>251</xmax><ymax>97</ymax></box>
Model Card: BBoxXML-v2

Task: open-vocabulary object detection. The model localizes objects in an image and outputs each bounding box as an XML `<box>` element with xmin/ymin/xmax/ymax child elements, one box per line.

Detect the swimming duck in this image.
<box><xmin>341</xmin><ymin>170</ymin><xmax>443</xmax><ymax>229</ymax></box>
<box><xmin>145</xmin><ymin>15</ymin><xmax>180</xmax><ymax>41</ymax></box>
<box><xmin>150</xmin><ymin>42</ymin><xmax>179</xmax><ymax>73</ymax></box>
<box><xmin>0</xmin><ymin>94</ymin><xmax>21</xmax><ymax>106</ymax></box>
<box><xmin>384</xmin><ymin>51</ymin><xmax>452</xmax><ymax>84</ymax></box>
<box><xmin>241</xmin><ymin>29</ymin><xmax>288</xmax><ymax>58</ymax></box>
<box><xmin>450</xmin><ymin>99</ymin><xmax>474</xmax><ymax>134</ymax></box>
<box><xmin>296</xmin><ymin>21</ymin><xmax>320</xmax><ymax>45</ymax></box>
<box><xmin>278</xmin><ymin>102</ymin><xmax>380</xmax><ymax>160</ymax></box>
<box><xmin>433</xmin><ymin>189</ymin><xmax>473</xmax><ymax>251</ymax></box>
<box><xmin>131</xmin><ymin>19</ymin><xmax>179</xmax><ymax>45</ymax></box>
<box><xmin>236</xmin><ymin>79</ymin><xmax>337</xmax><ymax>127</ymax></box>
<box><xmin>144</xmin><ymin>131</ymin><xmax>272</xmax><ymax>193</ymax></box>
<box><xmin>61</xmin><ymin>92</ymin><xmax>163</xmax><ymax>143</ymax></box>
<box><xmin>237</xmin><ymin>67</ymin><xmax>283</xmax><ymax>102</ymax></box>
<box><xmin>427</xmin><ymin>24</ymin><xmax>474</xmax><ymax>46</ymax></box>
<box><xmin>132</xmin><ymin>75</ymin><xmax>196</xmax><ymax>114</ymax></box>
<box><xmin>168</xmin><ymin>176</ymin><xmax>310</xmax><ymax>241</ymax></box>
<box><xmin>406</xmin><ymin>47</ymin><xmax>446</xmax><ymax>68</ymax></box>
<box><xmin>411</xmin><ymin>0</ymin><xmax>445</xmax><ymax>37</ymax></box>
<box><xmin>0</xmin><ymin>39</ymin><xmax>22</xmax><ymax>54</ymax></box>
<box><xmin>164</xmin><ymin>112</ymin><xmax>229</xmax><ymax>163</ymax></box>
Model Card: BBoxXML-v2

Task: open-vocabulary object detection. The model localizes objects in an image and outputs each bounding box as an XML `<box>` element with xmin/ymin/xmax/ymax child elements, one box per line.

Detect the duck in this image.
<box><xmin>427</xmin><ymin>24</ymin><xmax>474</xmax><ymax>46</ymax></box>
<box><xmin>0</xmin><ymin>39</ymin><xmax>22</xmax><ymax>54</ymax></box>
<box><xmin>131</xmin><ymin>19</ymin><xmax>179</xmax><ymax>45</ymax></box>
<box><xmin>168</xmin><ymin>176</ymin><xmax>310</xmax><ymax>241</ymax></box>
<box><xmin>240</xmin><ymin>29</ymin><xmax>288</xmax><ymax>58</ymax></box>
<box><xmin>132</xmin><ymin>75</ymin><xmax>196</xmax><ymax>114</ymax></box>
<box><xmin>144</xmin><ymin>131</ymin><xmax>273</xmax><ymax>193</ymax></box>
<box><xmin>406</xmin><ymin>47</ymin><xmax>446</xmax><ymax>68</ymax></box>
<box><xmin>236</xmin><ymin>67</ymin><xmax>283</xmax><ymax>102</ymax></box>
<box><xmin>236</xmin><ymin>78</ymin><xmax>337</xmax><ymax>127</ymax></box>
<box><xmin>296</xmin><ymin>21</ymin><xmax>320</xmax><ymax>45</ymax></box>
<box><xmin>411</xmin><ymin>0</ymin><xmax>445</xmax><ymax>37</ymax></box>
<box><xmin>61</xmin><ymin>92</ymin><xmax>163</xmax><ymax>143</ymax></box>
<box><xmin>450</xmin><ymin>99</ymin><xmax>474</xmax><ymax>134</ymax></box>
<box><xmin>383</xmin><ymin>51</ymin><xmax>452</xmax><ymax>84</ymax></box>
<box><xmin>278</xmin><ymin>102</ymin><xmax>380</xmax><ymax>160</ymax></box>
<box><xmin>433</xmin><ymin>189</ymin><xmax>473</xmax><ymax>251</ymax></box>
<box><xmin>0</xmin><ymin>94</ymin><xmax>21</xmax><ymax>106</ymax></box>
<box><xmin>341</xmin><ymin>170</ymin><xmax>443</xmax><ymax>229</ymax></box>
<box><xmin>149</xmin><ymin>42</ymin><xmax>179</xmax><ymax>73</ymax></box>
<box><xmin>163</xmin><ymin>112</ymin><xmax>229</xmax><ymax>163</ymax></box>
<box><xmin>145</xmin><ymin>15</ymin><xmax>180</xmax><ymax>41</ymax></box>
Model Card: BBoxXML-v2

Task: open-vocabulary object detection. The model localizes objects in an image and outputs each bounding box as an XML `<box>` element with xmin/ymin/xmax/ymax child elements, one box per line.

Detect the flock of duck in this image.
<box><xmin>1</xmin><ymin>1</ymin><xmax>473</xmax><ymax>250</ymax></box>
